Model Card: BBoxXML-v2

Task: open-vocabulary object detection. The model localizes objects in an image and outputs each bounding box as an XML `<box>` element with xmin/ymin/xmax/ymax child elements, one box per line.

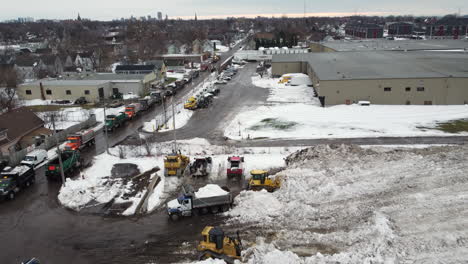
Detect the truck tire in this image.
<box><xmin>170</xmin><ymin>214</ymin><xmax>180</xmax><ymax>221</ymax></box>
<box><xmin>221</xmin><ymin>204</ymin><xmax>230</xmax><ymax>212</ymax></box>
<box><xmin>8</xmin><ymin>192</ymin><xmax>15</xmax><ymax>200</ymax></box>
<box><xmin>200</xmin><ymin>207</ymin><xmax>209</xmax><ymax>215</ymax></box>
<box><xmin>210</xmin><ymin>206</ymin><xmax>219</xmax><ymax>214</ymax></box>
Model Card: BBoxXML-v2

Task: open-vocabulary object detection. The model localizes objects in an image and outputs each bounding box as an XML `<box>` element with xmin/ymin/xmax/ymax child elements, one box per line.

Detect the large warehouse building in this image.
<box><xmin>272</xmin><ymin>51</ymin><xmax>468</xmax><ymax>106</ymax></box>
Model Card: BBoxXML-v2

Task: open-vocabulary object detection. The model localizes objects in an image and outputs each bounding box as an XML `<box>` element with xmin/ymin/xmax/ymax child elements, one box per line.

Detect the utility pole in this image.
<box><xmin>51</xmin><ymin>114</ymin><xmax>66</xmax><ymax>186</ymax></box>
<box><xmin>171</xmin><ymin>98</ymin><xmax>177</xmax><ymax>153</ymax></box>
<box><xmin>162</xmin><ymin>96</ymin><xmax>167</xmax><ymax>126</ymax></box>
<box><xmin>103</xmin><ymin>101</ymin><xmax>110</xmax><ymax>154</ymax></box>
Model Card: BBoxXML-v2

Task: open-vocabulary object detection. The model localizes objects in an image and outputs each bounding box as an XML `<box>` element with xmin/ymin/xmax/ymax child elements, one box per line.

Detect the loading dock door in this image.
<box><xmin>98</xmin><ymin>87</ymin><xmax>104</xmax><ymax>101</ymax></box>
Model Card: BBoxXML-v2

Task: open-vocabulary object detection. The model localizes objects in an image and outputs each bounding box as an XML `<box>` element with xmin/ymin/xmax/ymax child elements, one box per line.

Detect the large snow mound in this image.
<box><xmin>225</xmin><ymin>144</ymin><xmax>468</xmax><ymax>263</ymax></box>
<box><xmin>195</xmin><ymin>184</ymin><xmax>228</xmax><ymax>198</ymax></box>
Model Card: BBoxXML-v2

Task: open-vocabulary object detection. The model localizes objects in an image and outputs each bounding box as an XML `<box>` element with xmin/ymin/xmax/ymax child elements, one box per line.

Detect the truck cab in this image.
<box><xmin>65</xmin><ymin>135</ymin><xmax>81</xmax><ymax>150</ymax></box>
<box><xmin>0</xmin><ymin>165</ymin><xmax>35</xmax><ymax>200</ymax></box>
<box><xmin>167</xmin><ymin>195</ymin><xmax>193</xmax><ymax>218</ymax></box>
<box><xmin>125</xmin><ymin>105</ymin><xmax>136</xmax><ymax>119</ymax></box>
<box><xmin>227</xmin><ymin>156</ymin><xmax>244</xmax><ymax>178</ymax></box>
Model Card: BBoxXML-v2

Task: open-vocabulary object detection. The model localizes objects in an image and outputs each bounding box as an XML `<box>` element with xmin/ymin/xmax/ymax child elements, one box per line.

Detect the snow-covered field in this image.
<box><xmin>58</xmin><ymin>138</ymin><xmax>301</xmax><ymax>215</ymax></box>
<box><xmin>224</xmin><ymin>75</ymin><xmax>468</xmax><ymax>140</ymax></box>
<box><xmin>222</xmin><ymin>144</ymin><xmax>468</xmax><ymax>263</ymax></box>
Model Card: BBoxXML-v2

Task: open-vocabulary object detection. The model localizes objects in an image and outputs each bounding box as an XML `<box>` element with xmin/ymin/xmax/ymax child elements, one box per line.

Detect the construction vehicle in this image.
<box><xmin>166</xmin><ymin>184</ymin><xmax>232</xmax><ymax>220</ymax></box>
<box><xmin>124</xmin><ymin>103</ymin><xmax>142</xmax><ymax>119</ymax></box>
<box><xmin>105</xmin><ymin>112</ymin><xmax>127</xmax><ymax>132</ymax></box>
<box><xmin>247</xmin><ymin>170</ymin><xmax>281</xmax><ymax>192</ymax></box>
<box><xmin>0</xmin><ymin>165</ymin><xmax>35</xmax><ymax>200</ymax></box>
<box><xmin>65</xmin><ymin>129</ymin><xmax>95</xmax><ymax>150</ymax></box>
<box><xmin>164</xmin><ymin>152</ymin><xmax>190</xmax><ymax>177</ymax></box>
<box><xmin>189</xmin><ymin>157</ymin><xmax>212</xmax><ymax>177</ymax></box>
<box><xmin>227</xmin><ymin>156</ymin><xmax>244</xmax><ymax>178</ymax></box>
<box><xmin>45</xmin><ymin>150</ymin><xmax>82</xmax><ymax>181</ymax></box>
<box><xmin>184</xmin><ymin>96</ymin><xmax>198</xmax><ymax>110</ymax></box>
<box><xmin>197</xmin><ymin>226</ymin><xmax>242</xmax><ymax>264</ymax></box>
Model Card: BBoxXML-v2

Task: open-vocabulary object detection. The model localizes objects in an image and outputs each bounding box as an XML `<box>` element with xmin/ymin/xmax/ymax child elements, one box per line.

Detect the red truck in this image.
<box><xmin>124</xmin><ymin>103</ymin><xmax>142</xmax><ymax>119</ymax></box>
<box><xmin>227</xmin><ymin>156</ymin><xmax>244</xmax><ymax>178</ymax></box>
<box><xmin>65</xmin><ymin>129</ymin><xmax>95</xmax><ymax>150</ymax></box>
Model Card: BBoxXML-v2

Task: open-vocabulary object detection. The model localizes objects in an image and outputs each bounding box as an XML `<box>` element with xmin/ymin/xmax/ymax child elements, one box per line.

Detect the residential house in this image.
<box><xmin>0</xmin><ymin>107</ymin><xmax>50</xmax><ymax>156</ymax></box>
<box><xmin>345</xmin><ymin>24</ymin><xmax>384</xmax><ymax>39</ymax></box>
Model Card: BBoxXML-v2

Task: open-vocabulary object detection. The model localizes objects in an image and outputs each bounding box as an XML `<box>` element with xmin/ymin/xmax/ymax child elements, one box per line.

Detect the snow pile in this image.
<box><xmin>228</xmin><ymin>190</ymin><xmax>282</xmax><ymax>222</ymax></box>
<box><xmin>143</xmin><ymin>107</ymin><xmax>193</xmax><ymax>133</ymax></box>
<box><xmin>252</xmin><ymin>75</ymin><xmax>316</xmax><ymax>103</ymax></box>
<box><xmin>147</xmin><ymin>176</ymin><xmax>181</xmax><ymax>212</ymax></box>
<box><xmin>224</xmin><ymin>144</ymin><xmax>468</xmax><ymax>263</ymax></box>
<box><xmin>58</xmin><ymin>151</ymin><xmax>160</xmax><ymax>211</ymax></box>
<box><xmin>195</xmin><ymin>184</ymin><xmax>228</xmax><ymax>198</ymax></box>
<box><xmin>123</xmin><ymin>93</ymin><xmax>139</xmax><ymax>100</ymax></box>
<box><xmin>180</xmin><ymin>259</ymin><xmax>227</xmax><ymax>264</ymax></box>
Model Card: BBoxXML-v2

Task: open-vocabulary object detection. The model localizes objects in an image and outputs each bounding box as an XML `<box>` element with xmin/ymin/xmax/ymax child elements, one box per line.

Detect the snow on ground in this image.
<box><xmin>57</xmin><ymin>151</ymin><xmax>160</xmax><ymax>211</ymax></box>
<box><xmin>20</xmin><ymin>99</ymin><xmax>73</xmax><ymax>106</ymax></box>
<box><xmin>224</xmin><ymin>144</ymin><xmax>468</xmax><ymax>263</ymax></box>
<box><xmin>58</xmin><ymin>138</ymin><xmax>301</xmax><ymax>214</ymax></box>
<box><xmin>224</xmin><ymin>74</ymin><xmax>468</xmax><ymax>140</ymax></box>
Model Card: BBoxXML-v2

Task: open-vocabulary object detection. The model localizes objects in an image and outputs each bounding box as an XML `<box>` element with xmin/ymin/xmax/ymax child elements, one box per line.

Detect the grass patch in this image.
<box><xmin>434</xmin><ymin>119</ymin><xmax>468</xmax><ymax>133</ymax></box>
<box><xmin>250</xmin><ymin>118</ymin><xmax>298</xmax><ymax>131</ymax></box>
<box><xmin>164</xmin><ymin>77</ymin><xmax>177</xmax><ymax>85</ymax></box>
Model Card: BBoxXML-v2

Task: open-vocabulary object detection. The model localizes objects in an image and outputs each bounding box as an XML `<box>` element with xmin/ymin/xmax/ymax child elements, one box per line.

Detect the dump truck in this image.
<box><xmin>124</xmin><ymin>103</ymin><xmax>142</xmax><ymax>119</ymax></box>
<box><xmin>247</xmin><ymin>170</ymin><xmax>281</xmax><ymax>192</ymax></box>
<box><xmin>189</xmin><ymin>157</ymin><xmax>212</xmax><ymax>177</ymax></box>
<box><xmin>164</xmin><ymin>153</ymin><xmax>190</xmax><ymax>177</ymax></box>
<box><xmin>65</xmin><ymin>129</ymin><xmax>95</xmax><ymax>150</ymax></box>
<box><xmin>105</xmin><ymin>112</ymin><xmax>127</xmax><ymax>132</ymax></box>
<box><xmin>0</xmin><ymin>165</ymin><xmax>35</xmax><ymax>200</ymax></box>
<box><xmin>166</xmin><ymin>184</ymin><xmax>233</xmax><ymax>220</ymax></box>
<box><xmin>45</xmin><ymin>150</ymin><xmax>82</xmax><ymax>181</ymax></box>
<box><xmin>197</xmin><ymin>226</ymin><xmax>242</xmax><ymax>264</ymax></box>
<box><xmin>227</xmin><ymin>156</ymin><xmax>244</xmax><ymax>178</ymax></box>
<box><xmin>184</xmin><ymin>96</ymin><xmax>198</xmax><ymax>110</ymax></box>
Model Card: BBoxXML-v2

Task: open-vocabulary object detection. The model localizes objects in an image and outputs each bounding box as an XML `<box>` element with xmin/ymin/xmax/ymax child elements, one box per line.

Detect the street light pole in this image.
<box><xmin>171</xmin><ymin>98</ymin><xmax>177</xmax><ymax>153</ymax></box>
<box><xmin>51</xmin><ymin>114</ymin><xmax>66</xmax><ymax>186</ymax></box>
<box><xmin>103</xmin><ymin>101</ymin><xmax>110</xmax><ymax>154</ymax></box>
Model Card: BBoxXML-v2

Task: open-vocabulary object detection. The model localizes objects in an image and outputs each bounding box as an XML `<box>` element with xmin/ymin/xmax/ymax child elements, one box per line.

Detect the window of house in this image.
<box><xmin>384</xmin><ymin>87</ymin><xmax>392</xmax><ymax>92</ymax></box>
<box><xmin>424</xmin><ymin>101</ymin><xmax>432</xmax><ymax>105</ymax></box>
<box><xmin>417</xmin><ymin>87</ymin><xmax>425</xmax><ymax>92</ymax></box>
<box><xmin>25</xmin><ymin>90</ymin><xmax>32</xmax><ymax>95</ymax></box>
<box><xmin>46</xmin><ymin>90</ymin><xmax>52</xmax><ymax>95</ymax></box>
<box><xmin>405</xmin><ymin>87</ymin><xmax>411</xmax><ymax>92</ymax></box>
<box><xmin>66</xmin><ymin>90</ymin><xmax>71</xmax><ymax>95</ymax></box>
<box><xmin>84</xmin><ymin>90</ymin><xmax>90</xmax><ymax>95</ymax></box>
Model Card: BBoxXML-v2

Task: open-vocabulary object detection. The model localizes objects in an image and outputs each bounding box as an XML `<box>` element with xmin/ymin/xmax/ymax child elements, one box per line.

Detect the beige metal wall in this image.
<box><xmin>17</xmin><ymin>83</ymin><xmax>111</xmax><ymax>103</ymax></box>
<box><xmin>271</xmin><ymin>62</ymin><xmax>303</xmax><ymax>77</ymax></box>
<box><xmin>318</xmin><ymin>77</ymin><xmax>468</xmax><ymax>105</ymax></box>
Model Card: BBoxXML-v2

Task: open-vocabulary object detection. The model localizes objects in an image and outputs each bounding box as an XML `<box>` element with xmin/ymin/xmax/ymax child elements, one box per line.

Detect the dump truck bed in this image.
<box><xmin>192</xmin><ymin>194</ymin><xmax>232</xmax><ymax>209</ymax></box>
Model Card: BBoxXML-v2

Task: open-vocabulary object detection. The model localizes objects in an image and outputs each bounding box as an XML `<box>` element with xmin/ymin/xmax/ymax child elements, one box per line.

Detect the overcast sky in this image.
<box><xmin>1</xmin><ymin>0</ymin><xmax>467</xmax><ymax>21</ymax></box>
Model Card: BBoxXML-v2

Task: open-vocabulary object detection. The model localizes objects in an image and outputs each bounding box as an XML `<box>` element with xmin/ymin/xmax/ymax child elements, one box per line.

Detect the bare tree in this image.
<box><xmin>0</xmin><ymin>87</ymin><xmax>18</xmax><ymax>112</ymax></box>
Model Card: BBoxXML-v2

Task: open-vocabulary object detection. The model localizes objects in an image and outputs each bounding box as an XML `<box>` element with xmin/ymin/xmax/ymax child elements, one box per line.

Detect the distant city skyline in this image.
<box><xmin>1</xmin><ymin>0</ymin><xmax>467</xmax><ymax>21</ymax></box>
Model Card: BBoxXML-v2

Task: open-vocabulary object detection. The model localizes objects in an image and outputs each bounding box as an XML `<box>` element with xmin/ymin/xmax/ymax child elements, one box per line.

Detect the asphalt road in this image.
<box><xmin>0</xmin><ymin>40</ymin><xmax>249</xmax><ymax>264</ymax></box>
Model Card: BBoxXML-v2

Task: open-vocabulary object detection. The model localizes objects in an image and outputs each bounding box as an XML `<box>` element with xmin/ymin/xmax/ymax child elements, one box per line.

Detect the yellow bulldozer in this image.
<box><xmin>184</xmin><ymin>96</ymin><xmax>197</xmax><ymax>110</ymax></box>
<box><xmin>247</xmin><ymin>170</ymin><xmax>281</xmax><ymax>192</ymax></box>
<box><xmin>197</xmin><ymin>226</ymin><xmax>242</xmax><ymax>264</ymax></box>
<box><xmin>164</xmin><ymin>152</ymin><xmax>190</xmax><ymax>177</ymax></box>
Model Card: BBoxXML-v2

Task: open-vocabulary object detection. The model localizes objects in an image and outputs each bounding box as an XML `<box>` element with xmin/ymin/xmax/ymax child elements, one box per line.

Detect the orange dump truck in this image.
<box><xmin>65</xmin><ymin>129</ymin><xmax>95</xmax><ymax>150</ymax></box>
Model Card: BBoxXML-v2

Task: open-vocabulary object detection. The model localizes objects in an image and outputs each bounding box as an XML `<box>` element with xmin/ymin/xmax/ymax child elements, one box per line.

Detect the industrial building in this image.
<box><xmin>17</xmin><ymin>72</ymin><xmax>157</xmax><ymax>102</ymax></box>
<box><xmin>344</xmin><ymin>24</ymin><xmax>384</xmax><ymax>39</ymax></box>
<box><xmin>271</xmin><ymin>51</ymin><xmax>468</xmax><ymax>106</ymax></box>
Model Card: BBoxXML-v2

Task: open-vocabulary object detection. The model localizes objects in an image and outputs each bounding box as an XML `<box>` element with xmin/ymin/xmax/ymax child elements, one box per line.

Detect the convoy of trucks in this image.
<box><xmin>166</xmin><ymin>184</ymin><xmax>233</xmax><ymax>221</ymax></box>
<box><xmin>0</xmin><ymin>165</ymin><xmax>35</xmax><ymax>200</ymax></box>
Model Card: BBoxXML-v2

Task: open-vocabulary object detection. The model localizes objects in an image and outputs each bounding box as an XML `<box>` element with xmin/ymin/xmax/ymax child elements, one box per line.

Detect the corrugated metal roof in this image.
<box><xmin>272</xmin><ymin>51</ymin><xmax>468</xmax><ymax>80</ymax></box>
<box><xmin>320</xmin><ymin>39</ymin><xmax>468</xmax><ymax>52</ymax></box>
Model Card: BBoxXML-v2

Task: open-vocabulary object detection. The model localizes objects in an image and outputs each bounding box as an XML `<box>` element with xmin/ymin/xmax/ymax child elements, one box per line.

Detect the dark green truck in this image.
<box><xmin>45</xmin><ymin>150</ymin><xmax>82</xmax><ymax>181</ymax></box>
<box><xmin>105</xmin><ymin>112</ymin><xmax>127</xmax><ymax>132</ymax></box>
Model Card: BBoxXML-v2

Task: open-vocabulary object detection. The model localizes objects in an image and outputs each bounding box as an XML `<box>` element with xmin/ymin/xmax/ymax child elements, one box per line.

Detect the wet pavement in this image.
<box><xmin>0</xmin><ymin>41</ymin><xmax>250</xmax><ymax>264</ymax></box>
